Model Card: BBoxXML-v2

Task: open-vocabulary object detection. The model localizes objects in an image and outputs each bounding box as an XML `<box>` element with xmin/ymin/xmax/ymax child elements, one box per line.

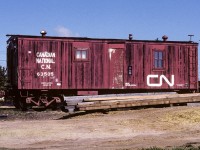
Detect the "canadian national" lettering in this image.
<box><xmin>36</xmin><ymin>52</ymin><xmax>55</xmax><ymax>64</ymax></box>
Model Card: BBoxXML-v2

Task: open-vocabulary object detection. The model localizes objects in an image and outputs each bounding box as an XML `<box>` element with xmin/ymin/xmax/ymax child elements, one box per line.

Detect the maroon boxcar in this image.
<box><xmin>6</xmin><ymin>34</ymin><xmax>198</xmax><ymax>110</ymax></box>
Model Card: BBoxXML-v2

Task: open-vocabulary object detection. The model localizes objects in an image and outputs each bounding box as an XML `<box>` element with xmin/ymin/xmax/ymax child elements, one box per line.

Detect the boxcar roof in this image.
<box><xmin>6</xmin><ymin>34</ymin><xmax>198</xmax><ymax>45</ymax></box>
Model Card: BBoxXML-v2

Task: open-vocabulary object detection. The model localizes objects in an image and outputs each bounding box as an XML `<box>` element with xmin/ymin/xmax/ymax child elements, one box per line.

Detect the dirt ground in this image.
<box><xmin>0</xmin><ymin>106</ymin><xmax>200</xmax><ymax>150</ymax></box>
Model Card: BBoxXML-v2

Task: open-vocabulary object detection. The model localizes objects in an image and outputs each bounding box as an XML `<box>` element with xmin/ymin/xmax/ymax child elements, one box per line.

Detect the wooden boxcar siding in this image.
<box><xmin>15</xmin><ymin>37</ymin><xmax>198</xmax><ymax>91</ymax></box>
<box><xmin>17</xmin><ymin>38</ymin><xmax>110</xmax><ymax>90</ymax></box>
<box><xmin>18</xmin><ymin>39</ymin><xmax>65</xmax><ymax>89</ymax></box>
<box><xmin>167</xmin><ymin>44</ymin><xmax>197</xmax><ymax>89</ymax></box>
<box><xmin>125</xmin><ymin>43</ymin><xmax>146</xmax><ymax>88</ymax></box>
<box><xmin>168</xmin><ymin>45</ymin><xmax>188</xmax><ymax>89</ymax></box>
<box><xmin>124</xmin><ymin>43</ymin><xmax>197</xmax><ymax>90</ymax></box>
<box><xmin>125</xmin><ymin>43</ymin><xmax>166</xmax><ymax>89</ymax></box>
<box><xmin>71</xmin><ymin>42</ymin><xmax>108</xmax><ymax>89</ymax></box>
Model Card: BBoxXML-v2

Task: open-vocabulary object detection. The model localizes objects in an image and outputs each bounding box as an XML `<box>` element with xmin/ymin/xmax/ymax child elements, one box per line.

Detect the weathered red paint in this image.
<box><xmin>7</xmin><ymin>35</ymin><xmax>198</xmax><ymax>95</ymax></box>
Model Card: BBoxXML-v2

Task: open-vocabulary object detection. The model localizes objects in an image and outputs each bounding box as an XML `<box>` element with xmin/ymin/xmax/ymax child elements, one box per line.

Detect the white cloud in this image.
<box><xmin>55</xmin><ymin>26</ymin><xmax>79</xmax><ymax>37</ymax></box>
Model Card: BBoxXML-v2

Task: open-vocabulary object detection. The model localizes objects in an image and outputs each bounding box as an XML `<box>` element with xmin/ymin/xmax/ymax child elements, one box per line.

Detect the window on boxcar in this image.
<box><xmin>154</xmin><ymin>51</ymin><xmax>164</xmax><ymax>68</ymax></box>
<box><xmin>75</xmin><ymin>49</ymin><xmax>88</xmax><ymax>60</ymax></box>
<box><xmin>81</xmin><ymin>51</ymin><xmax>87</xmax><ymax>59</ymax></box>
<box><xmin>76</xmin><ymin>51</ymin><xmax>82</xmax><ymax>59</ymax></box>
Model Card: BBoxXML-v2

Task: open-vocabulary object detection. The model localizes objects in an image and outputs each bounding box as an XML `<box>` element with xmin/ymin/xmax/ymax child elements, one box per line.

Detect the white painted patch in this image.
<box><xmin>57</xmin><ymin>83</ymin><xmax>61</xmax><ymax>86</ymax></box>
<box><xmin>125</xmin><ymin>83</ymin><xmax>137</xmax><ymax>87</ymax></box>
<box><xmin>108</xmin><ymin>48</ymin><xmax>116</xmax><ymax>60</ymax></box>
<box><xmin>41</xmin><ymin>82</ymin><xmax>53</xmax><ymax>87</ymax></box>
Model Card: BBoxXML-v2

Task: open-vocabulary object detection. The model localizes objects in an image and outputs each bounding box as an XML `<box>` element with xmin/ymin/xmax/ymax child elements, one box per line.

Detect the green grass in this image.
<box><xmin>141</xmin><ymin>145</ymin><xmax>200</xmax><ymax>150</ymax></box>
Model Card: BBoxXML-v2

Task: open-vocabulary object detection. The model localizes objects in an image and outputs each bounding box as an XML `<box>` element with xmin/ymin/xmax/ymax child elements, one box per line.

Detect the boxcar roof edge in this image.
<box><xmin>6</xmin><ymin>34</ymin><xmax>198</xmax><ymax>45</ymax></box>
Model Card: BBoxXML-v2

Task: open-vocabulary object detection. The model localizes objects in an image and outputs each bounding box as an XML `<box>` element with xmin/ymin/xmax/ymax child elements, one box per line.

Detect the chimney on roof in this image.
<box><xmin>162</xmin><ymin>35</ymin><xmax>168</xmax><ymax>41</ymax></box>
<box><xmin>129</xmin><ymin>34</ymin><xmax>133</xmax><ymax>40</ymax></box>
<box><xmin>188</xmin><ymin>34</ymin><xmax>194</xmax><ymax>42</ymax></box>
<box><xmin>40</xmin><ymin>30</ymin><xmax>47</xmax><ymax>37</ymax></box>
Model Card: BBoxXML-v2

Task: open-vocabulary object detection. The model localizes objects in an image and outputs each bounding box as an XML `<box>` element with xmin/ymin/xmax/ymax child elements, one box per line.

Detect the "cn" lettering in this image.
<box><xmin>147</xmin><ymin>75</ymin><xmax>174</xmax><ymax>87</ymax></box>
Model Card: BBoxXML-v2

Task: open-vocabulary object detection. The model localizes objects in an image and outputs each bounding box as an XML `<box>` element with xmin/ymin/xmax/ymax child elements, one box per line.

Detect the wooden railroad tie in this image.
<box><xmin>77</xmin><ymin>93</ymin><xmax>200</xmax><ymax>111</ymax></box>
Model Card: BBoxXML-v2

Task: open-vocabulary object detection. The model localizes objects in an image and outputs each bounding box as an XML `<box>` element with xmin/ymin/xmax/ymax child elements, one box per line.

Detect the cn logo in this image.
<box><xmin>147</xmin><ymin>75</ymin><xmax>174</xmax><ymax>87</ymax></box>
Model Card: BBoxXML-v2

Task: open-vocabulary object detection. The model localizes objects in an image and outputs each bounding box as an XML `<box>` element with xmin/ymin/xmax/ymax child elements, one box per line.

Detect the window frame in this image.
<box><xmin>153</xmin><ymin>50</ymin><xmax>165</xmax><ymax>70</ymax></box>
<box><xmin>74</xmin><ymin>48</ymin><xmax>89</xmax><ymax>62</ymax></box>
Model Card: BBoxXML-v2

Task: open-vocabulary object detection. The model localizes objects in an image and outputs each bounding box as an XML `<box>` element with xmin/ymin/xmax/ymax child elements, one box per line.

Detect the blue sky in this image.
<box><xmin>0</xmin><ymin>0</ymin><xmax>200</xmax><ymax>71</ymax></box>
